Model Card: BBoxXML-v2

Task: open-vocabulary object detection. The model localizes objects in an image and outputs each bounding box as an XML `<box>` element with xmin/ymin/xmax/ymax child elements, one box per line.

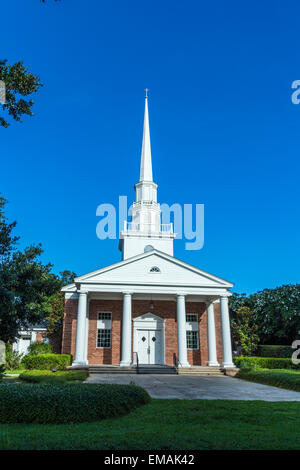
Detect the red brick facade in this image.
<box><xmin>61</xmin><ymin>298</ymin><xmax>223</xmax><ymax>366</ymax></box>
<box><xmin>35</xmin><ymin>331</ymin><xmax>62</xmax><ymax>354</ymax></box>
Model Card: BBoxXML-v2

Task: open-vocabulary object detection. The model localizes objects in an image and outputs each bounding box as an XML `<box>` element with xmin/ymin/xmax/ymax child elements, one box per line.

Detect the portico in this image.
<box><xmin>63</xmin><ymin>268</ymin><xmax>235</xmax><ymax>369</ymax></box>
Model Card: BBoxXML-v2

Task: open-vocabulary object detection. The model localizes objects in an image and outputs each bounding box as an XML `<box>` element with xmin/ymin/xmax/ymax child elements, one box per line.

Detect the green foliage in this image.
<box><xmin>0</xmin><ymin>383</ymin><xmax>151</xmax><ymax>424</ymax></box>
<box><xmin>22</xmin><ymin>353</ymin><xmax>72</xmax><ymax>370</ymax></box>
<box><xmin>0</xmin><ymin>196</ymin><xmax>62</xmax><ymax>343</ymax></box>
<box><xmin>231</xmin><ymin>306</ymin><xmax>259</xmax><ymax>355</ymax></box>
<box><xmin>236</xmin><ymin>368</ymin><xmax>300</xmax><ymax>392</ymax></box>
<box><xmin>19</xmin><ymin>369</ymin><xmax>88</xmax><ymax>384</ymax></box>
<box><xmin>27</xmin><ymin>341</ymin><xmax>53</xmax><ymax>356</ymax></box>
<box><xmin>257</xmin><ymin>345</ymin><xmax>293</xmax><ymax>358</ymax></box>
<box><xmin>0</xmin><ymin>364</ymin><xmax>5</xmax><ymax>379</ymax></box>
<box><xmin>0</xmin><ymin>59</ymin><xmax>42</xmax><ymax>128</ymax></box>
<box><xmin>234</xmin><ymin>356</ymin><xmax>300</xmax><ymax>370</ymax></box>
<box><xmin>1</xmin><ymin>400</ymin><xmax>300</xmax><ymax>450</ymax></box>
<box><xmin>45</xmin><ymin>271</ymin><xmax>76</xmax><ymax>338</ymax></box>
<box><xmin>5</xmin><ymin>343</ymin><xmax>23</xmax><ymax>371</ymax></box>
<box><xmin>229</xmin><ymin>285</ymin><xmax>300</xmax><ymax>345</ymax></box>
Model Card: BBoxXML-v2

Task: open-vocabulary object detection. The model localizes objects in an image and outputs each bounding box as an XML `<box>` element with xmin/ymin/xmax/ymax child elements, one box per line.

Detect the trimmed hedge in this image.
<box><xmin>22</xmin><ymin>353</ymin><xmax>72</xmax><ymax>370</ymax></box>
<box><xmin>233</xmin><ymin>356</ymin><xmax>300</xmax><ymax>370</ymax></box>
<box><xmin>257</xmin><ymin>345</ymin><xmax>293</xmax><ymax>358</ymax></box>
<box><xmin>19</xmin><ymin>369</ymin><xmax>88</xmax><ymax>384</ymax></box>
<box><xmin>236</xmin><ymin>368</ymin><xmax>300</xmax><ymax>392</ymax></box>
<box><xmin>0</xmin><ymin>383</ymin><xmax>151</xmax><ymax>424</ymax></box>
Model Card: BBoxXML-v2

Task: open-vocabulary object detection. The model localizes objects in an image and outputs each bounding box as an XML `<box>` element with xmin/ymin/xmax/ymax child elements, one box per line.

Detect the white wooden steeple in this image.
<box><xmin>119</xmin><ymin>91</ymin><xmax>176</xmax><ymax>260</ymax></box>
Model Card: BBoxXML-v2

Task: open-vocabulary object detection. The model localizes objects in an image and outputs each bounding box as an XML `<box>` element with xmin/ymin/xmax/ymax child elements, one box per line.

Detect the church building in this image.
<box><xmin>61</xmin><ymin>94</ymin><xmax>235</xmax><ymax>371</ymax></box>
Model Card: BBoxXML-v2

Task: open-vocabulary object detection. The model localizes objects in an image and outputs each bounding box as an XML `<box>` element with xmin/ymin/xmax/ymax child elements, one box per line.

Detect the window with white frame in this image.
<box><xmin>186</xmin><ymin>314</ymin><xmax>199</xmax><ymax>349</ymax></box>
<box><xmin>97</xmin><ymin>312</ymin><xmax>112</xmax><ymax>348</ymax></box>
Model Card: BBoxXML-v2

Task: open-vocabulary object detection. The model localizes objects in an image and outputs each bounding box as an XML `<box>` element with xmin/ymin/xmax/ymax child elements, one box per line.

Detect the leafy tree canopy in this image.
<box><xmin>231</xmin><ymin>306</ymin><xmax>259</xmax><ymax>355</ymax></box>
<box><xmin>45</xmin><ymin>270</ymin><xmax>77</xmax><ymax>338</ymax></box>
<box><xmin>0</xmin><ymin>196</ymin><xmax>61</xmax><ymax>343</ymax></box>
<box><xmin>229</xmin><ymin>285</ymin><xmax>300</xmax><ymax>346</ymax></box>
<box><xmin>0</xmin><ymin>59</ymin><xmax>42</xmax><ymax>128</ymax></box>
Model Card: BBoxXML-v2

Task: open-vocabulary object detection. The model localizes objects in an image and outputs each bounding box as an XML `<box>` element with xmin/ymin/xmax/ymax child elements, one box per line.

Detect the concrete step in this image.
<box><xmin>178</xmin><ymin>367</ymin><xmax>225</xmax><ymax>376</ymax></box>
<box><xmin>88</xmin><ymin>365</ymin><xmax>177</xmax><ymax>375</ymax></box>
<box><xmin>138</xmin><ymin>367</ymin><xmax>177</xmax><ymax>375</ymax></box>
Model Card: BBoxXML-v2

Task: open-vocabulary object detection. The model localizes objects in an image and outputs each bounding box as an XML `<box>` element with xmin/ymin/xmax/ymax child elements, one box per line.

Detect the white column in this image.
<box><xmin>84</xmin><ymin>303</ymin><xmax>89</xmax><ymax>365</ymax></box>
<box><xmin>73</xmin><ymin>291</ymin><xmax>88</xmax><ymax>366</ymax></box>
<box><xmin>220</xmin><ymin>296</ymin><xmax>235</xmax><ymax>368</ymax></box>
<box><xmin>207</xmin><ymin>302</ymin><xmax>219</xmax><ymax>366</ymax></box>
<box><xmin>120</xmin><ymin>292</ymin><xmax>132</xmax><ymax>366</ymax></box>
<box><xmin>177</xmin><ymin>294</ymin><xmax>190</xmax><ymax>367</ymax></box>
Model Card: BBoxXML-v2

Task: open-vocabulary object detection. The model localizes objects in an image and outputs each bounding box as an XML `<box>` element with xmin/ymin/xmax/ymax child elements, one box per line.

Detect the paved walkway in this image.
<box><xmin>85</xmin><ymin>374</ymin><xmax>300</xmax><ymax>401</ymax></box>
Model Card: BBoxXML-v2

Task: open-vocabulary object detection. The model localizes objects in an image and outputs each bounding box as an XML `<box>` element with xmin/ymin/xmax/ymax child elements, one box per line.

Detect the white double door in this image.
<box><xmin>137</xmin><ymin>329</ymin><xmax>163</xmax><ymax>365</ymax></box>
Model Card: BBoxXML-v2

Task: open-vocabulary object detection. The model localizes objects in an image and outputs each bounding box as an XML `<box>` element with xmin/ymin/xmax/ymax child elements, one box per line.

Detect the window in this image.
<box><xmin>186</xmin><ymin>314</ymin><xmax>197</xmax><ymax>322</ymax></box>
<box><xmin>98</xmin><ymin>312</ymin><xmax>111</xmax><ymax>320</ymax></box>
<box><xmin>97</xmin><ymin>329</ymin><xmax>112</xmax><ymax>348</ymax></box>
<box><xmin>97</xmin><ymin>312</ymin><xmax>112</xmax><ymax>348</ymax></box>
<box><xmin>185</xmin><ymin>313</ymin><xmax>199</xmax><ymax>350</ymax></box>
<box><xmin>186</xmin><ymin>331</ymin><xmax>199</xmax><ymax>349</ymax></box>
<box><xmin>150</xmin><ymin>266</ymin><xmax>161</xmax><ymax>273</ymax></box>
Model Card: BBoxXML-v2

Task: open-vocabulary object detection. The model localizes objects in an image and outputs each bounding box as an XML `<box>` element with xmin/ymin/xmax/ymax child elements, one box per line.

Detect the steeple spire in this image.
<box><xmin>119</xmin><ymin>91</ymin><xmax>176</xmax><ymax>260</ymax></box>
<box><xmin>139</xmin><ymin>90</ymin><xmax>153</xmax><ymax>182</ymax></box>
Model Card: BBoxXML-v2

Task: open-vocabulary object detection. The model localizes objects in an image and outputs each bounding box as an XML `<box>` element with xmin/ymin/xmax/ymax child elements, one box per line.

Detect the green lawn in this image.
<box><xmin>237</xmin><ymin>368</ymin><xmax>300</xmax><ymax>392</ymax></box>
<box><xmin>0</xmin><ymin>399</ymin><xmax>299</xmax><ymax>450</ymax></box>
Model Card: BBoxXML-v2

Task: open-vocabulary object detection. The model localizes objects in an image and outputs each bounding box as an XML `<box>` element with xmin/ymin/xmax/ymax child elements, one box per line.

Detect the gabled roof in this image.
<box><xmin>62</xmin><ymin>249</ymin><xmax>233</xmax><ymax>292</ymax></box>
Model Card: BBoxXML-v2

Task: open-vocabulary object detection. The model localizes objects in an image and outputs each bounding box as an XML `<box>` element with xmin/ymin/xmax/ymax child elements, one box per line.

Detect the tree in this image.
<box><xmin>231</xmin><ymin>306</ymin><xmax>259</xmax><ymax>355</ymax></box>
<box><xmin>0</xmin><ymin>59</ymin><xmax>42</xmax><ymax>128</ymax></box>
<box><xmin>229</xmin><ymin>285</ymin><xmax>300</xmax><ymax>346</ymax></box>
<box><xmin>251</xmin><ymin>285</ymin><xmax>300</xmax><ymax>345</ymax></box>
<box><xmin>0</xmin><ymin>196</ymin><xmax>61</xmax><ymax>343</ymax></box>
<box><xmin>45</xmin><ymin>271</ymin><xmax>77</xmax><ymax>339</ymax></box>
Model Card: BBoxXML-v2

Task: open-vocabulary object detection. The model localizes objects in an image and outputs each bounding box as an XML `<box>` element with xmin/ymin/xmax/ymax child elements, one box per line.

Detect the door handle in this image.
<box><xmin>147</xmin><ymin>346</ymin><xmax>150</xmax><ymax>355</ymax></box>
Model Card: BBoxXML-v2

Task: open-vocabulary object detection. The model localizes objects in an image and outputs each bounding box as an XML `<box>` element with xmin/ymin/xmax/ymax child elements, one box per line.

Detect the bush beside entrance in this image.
<box><xmin>233</xmin><ymin>356</ymin><xmax>300</xmax><ymax>370</ymax></box>
<box><xmin>0</xmin><ymin>383</ymin><xmax>151</xmax><ymax>424</ymax></box>
<box><xmin>22</xmin><ymin>353</ymin><xmax>72</xmax><ymax>370</ymax></box>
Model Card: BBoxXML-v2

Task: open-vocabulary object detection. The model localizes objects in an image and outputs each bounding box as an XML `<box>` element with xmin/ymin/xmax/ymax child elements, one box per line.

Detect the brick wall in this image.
<box><xmin>61</xmin><ymin>297</ymin><xmax>224</xmax><ymax>366</ymax></box>
<box><xmin>61</xmin><ymin>298</ymin><xmax>78</xmax><ymax>358</ymax></box>
<box><xmin>35</xmin><ymin>331</ymin><xmax>62</xmax><ymax>353</ymax></box>
<box><xmin>214</xmin><ymin>302</ymin><xmax>223</xmax><ymax>364</ymax></box>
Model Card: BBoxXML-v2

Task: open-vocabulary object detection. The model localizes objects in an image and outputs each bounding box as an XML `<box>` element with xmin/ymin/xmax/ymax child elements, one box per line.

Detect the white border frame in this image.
<box><xmin>96</xmin><ymin>311</ymin><xmax>112</xmax><ymax>349</ymax></box>
<box><xmin>133</xmin><ymin>313</ymin><xmax>165</xmax><ymax>365</ymax></box>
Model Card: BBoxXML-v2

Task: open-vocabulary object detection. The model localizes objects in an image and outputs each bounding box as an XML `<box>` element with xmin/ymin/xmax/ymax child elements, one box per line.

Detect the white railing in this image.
<box><xmin>132</xmin><ymin>201</ymin><xmax>160</xmax><ymax>208</ymax></box>
<box><xmin>123</xmin><ymin>221</ymin><xmax>173</xmax><ymax>234</ymax></box>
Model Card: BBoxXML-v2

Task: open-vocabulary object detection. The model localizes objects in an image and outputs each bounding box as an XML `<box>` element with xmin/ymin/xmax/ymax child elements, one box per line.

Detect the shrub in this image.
<box><xmin>22</xmin><ymin>353</ymin><xmax>72</xmax><ymax>370</ymax></box>
<box><xmin>233</xmin><ymin>356</ymin><xmax>300</xmax><ymax>370</ymax></box>
<box><xmin>0</xmin><ymin>383</ymin><xmax>151</xmax><ymax>424</ymax></box>
<box><xmin>238</xmin><ymin>359</ymin><xmax>259</xmax><ymax>371</ymax></box>
<box><xmin>20</xmin><ymin>369</ymin><xmax>88</xmax><ymax>384</ymax></box>
<box><xmin>5</xmin><ymin>343</ymin><xmax>24</xmax><ymax>371</ymax></box>
<box><xmin>257</xmin><ymin>345</ymin><xmax>293</xmax><ymax>358</ymax></box>
<box><xmin>236</xmin><ymin>368</ymin><xmax>300</xmax><ymax>392</ymax></box>
<box><xmin>0</xmin><ymin>364</ymin><xmax>5</xmax><ymax>380</ymax></box>
<box><xmin>27</xmin><ymin>341</ymin><xmax>53</xmax><ymax>356</ymax></box>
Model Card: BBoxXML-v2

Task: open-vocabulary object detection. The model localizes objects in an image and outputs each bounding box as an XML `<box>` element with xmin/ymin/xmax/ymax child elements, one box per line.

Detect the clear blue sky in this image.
<box><xmin>1</xmin><ymin>0</ymin><xmax>299</xmax><ymax>294</ymax></box>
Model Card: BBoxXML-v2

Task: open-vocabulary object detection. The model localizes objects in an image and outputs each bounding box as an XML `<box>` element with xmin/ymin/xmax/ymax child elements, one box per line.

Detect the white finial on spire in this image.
<box><xmin>139</xmin><ymin>90</ymin><xmax>153</xmax><ymax>182</ymax></box>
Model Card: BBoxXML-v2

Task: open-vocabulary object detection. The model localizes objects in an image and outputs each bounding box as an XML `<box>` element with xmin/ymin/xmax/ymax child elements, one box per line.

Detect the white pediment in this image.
<box><xmin>63</xmin><ymin>250</ymin><xmax>233</xmax><ymax>291</ymax></box>
<box><xmin>134</xmin><ymin>313</ymin><xmax>164</xmax><ymax>323</ymax></box>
